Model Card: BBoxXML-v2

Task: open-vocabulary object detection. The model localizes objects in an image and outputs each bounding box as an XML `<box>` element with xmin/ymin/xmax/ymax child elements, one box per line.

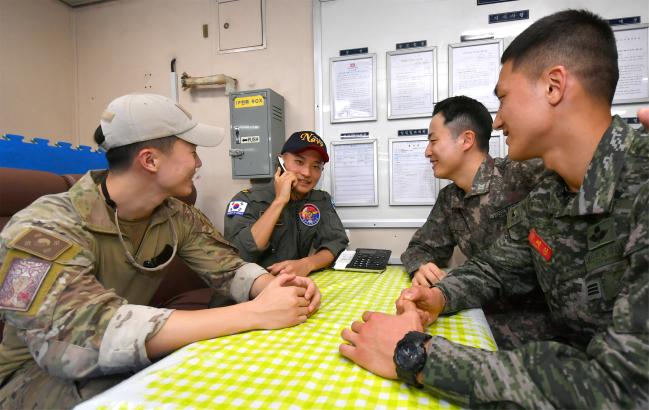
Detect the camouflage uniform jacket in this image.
<box><xmin>422</xmin><ymin>116</ymin><xmax>649</xmax><ymax>408</ymax></box>
<box><xmin>401</xmin><ymin>156</ymin><xmax>546</xmax><ymax>275</ymax></box>
<box><xmin>224</xmin><ymin>183</ymin><xmax>349</xmax><ymax>267</ymax></box>
<box><xmin>0</xmin><ymin>170</ymin><xmax>266</xmax><ymax>382</ymax></box>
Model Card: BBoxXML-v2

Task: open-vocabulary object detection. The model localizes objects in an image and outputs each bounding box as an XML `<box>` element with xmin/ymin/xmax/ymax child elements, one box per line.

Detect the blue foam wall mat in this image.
<box><xmin>0</xmin><ymin>134</ymin><xmax>107</xmax><ymax>174</ymax></box>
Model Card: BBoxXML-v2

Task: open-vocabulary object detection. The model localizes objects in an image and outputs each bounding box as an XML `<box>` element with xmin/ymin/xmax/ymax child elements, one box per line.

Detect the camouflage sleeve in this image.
<box><xmin>98</xmin><ymin>305</ymin><xmax>173</xmax><ymax>373</ymax></box>
<box><xmin>0</xmin><ymin>239</ymin><xmax>172</xmax><ymax>380</ymax></box>
<box><xmin>222</xmin><ymin>191</ymin><xmax>266</xmax><ymax>262</ymax></box>
<box><xmin>400</xmin><ymin>187</ymin><xmax>455</xmax><ymax>275</ymax></box>
<box><xmin>313</xmin><ymin>193</ymin><xmax>349</xmax><ymax>258</ymax></box>
<box><xmin>0</xmin><ymin>189</ymin><xmax>180</xmax><ymax>380</ymax></box>
<box><xmin>435</xmin><ymin>199</ymin><xmax>538</xmax><ymax>313</ymax></box>
<box><xmin>423</xmin><ymin>186</ymin><xmax>649</xmax><ymax>408</ymax></box>
<box><xmin>178</xmin><ymin>203</ymin><xmax>266</xmax><ymax>302</ymax></box>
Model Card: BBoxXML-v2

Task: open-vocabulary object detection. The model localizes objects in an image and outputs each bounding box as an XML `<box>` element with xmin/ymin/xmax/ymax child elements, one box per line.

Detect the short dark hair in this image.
<box><xmin>432</xmin><ymin>96</ymin><xmax>492</xmax><ymax>152</ymax></box>
<box><xmin>501</xmin><ymin>9</ymin><xmax>618</xmax><ymax>104</ymax></box>
<box><xmin>94</xmin><ymin>126</ymin><xmax>178</xmax><ymax>171</ymax></box>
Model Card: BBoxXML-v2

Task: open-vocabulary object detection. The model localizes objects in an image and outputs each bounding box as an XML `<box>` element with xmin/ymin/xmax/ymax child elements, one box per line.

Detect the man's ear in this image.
<box><xmin>545</xmin><ymin>65</ymin><xmax>567</xmax><ymax>106</ymax></box>
<box><xmin>135</xmin><ymin>148</ymin><xmax>159</xmax><ymax>173</ymax></box>
<box><xmin>460</xmin><ymin>130</ymin><xmax>476</xmax><ymax>152</ymax></box>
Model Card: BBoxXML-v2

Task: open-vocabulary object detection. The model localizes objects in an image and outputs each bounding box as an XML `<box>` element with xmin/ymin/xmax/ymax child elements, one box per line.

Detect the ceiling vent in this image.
<box><xmin>58</xmin><ymin>0</ymin><xmax>117</xmax><ymax>8</ymax></box>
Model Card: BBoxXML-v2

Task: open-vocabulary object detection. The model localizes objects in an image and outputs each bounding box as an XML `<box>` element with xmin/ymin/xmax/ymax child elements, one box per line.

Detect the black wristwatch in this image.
<box><xmin>393</xmin><ymin>331</ymin><xmax>432</xmax><ymax>388</ymax></box>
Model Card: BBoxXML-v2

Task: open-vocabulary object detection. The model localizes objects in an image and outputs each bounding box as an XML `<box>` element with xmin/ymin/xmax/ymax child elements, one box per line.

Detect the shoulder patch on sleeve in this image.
<box><xmin>0</xmin><ymin>254</ymin><xmax>51</xmax><ymax>312</ymax></box>
<box><xmin>226</xmin><ymin>201</ymin><xmax>248</xmax><ymax>216</ymax></box>
<box><xmin>0</xmin><ymin>248</ymin><xmax>75</xmax><ymax>315</ymax></box>
<box><xmin>9</xmin><ymin>228</ymin><xmax>72</xmax><ymax>261</ymax></box>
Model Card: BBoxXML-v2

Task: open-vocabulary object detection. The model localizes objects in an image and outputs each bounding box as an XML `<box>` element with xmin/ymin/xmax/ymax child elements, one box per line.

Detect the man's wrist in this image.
<box><xmin>249</xmin><ymin>273</ymin><xmax>274</xmax><ymax>298</ymax></box>
<box><xmin>431</xmin><ymin>286</ymin><xmax>447</xmax><ymax>313</ymax></box>
<box><xmin>302</xmin><ymin>257</ymin><xmax>316</xmax><ymax>273</ymax></box>
<box><xmin>271</xmin><ymin>195</ymin><xmax>289</xmax><ymax>207</ymax></box>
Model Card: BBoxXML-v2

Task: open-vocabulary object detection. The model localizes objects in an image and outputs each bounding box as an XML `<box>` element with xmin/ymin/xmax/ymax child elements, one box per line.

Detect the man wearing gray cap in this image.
<box><xmin>0</xmin><ymin>94</ymin><xmax>320</xmax><ymax>408</ymax></box>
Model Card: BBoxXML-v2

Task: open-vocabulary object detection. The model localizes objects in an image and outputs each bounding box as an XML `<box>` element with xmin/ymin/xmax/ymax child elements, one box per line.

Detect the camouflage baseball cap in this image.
<box><xmin>99</xmin><ymin>93</ymin><xmax>224</xmax><ymax>150</ymax></box>
<box><xmin>281</xmin><ymin>131</ymin><xmax>329</xmax><ymax>163</ymax></box>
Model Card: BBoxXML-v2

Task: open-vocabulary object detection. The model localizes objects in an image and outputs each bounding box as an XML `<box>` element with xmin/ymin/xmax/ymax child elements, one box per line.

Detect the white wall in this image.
<box><xmin>72</xmin><ymin>0</ymin><xmax>315</xmax><ymax>228</ymax></box>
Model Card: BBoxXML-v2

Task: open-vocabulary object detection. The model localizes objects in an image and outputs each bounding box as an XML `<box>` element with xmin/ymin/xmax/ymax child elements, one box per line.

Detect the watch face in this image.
<box><xmin>395</xmin><ymin>343</ymin><xmax>423</xmax><ymax>370</ymax></box>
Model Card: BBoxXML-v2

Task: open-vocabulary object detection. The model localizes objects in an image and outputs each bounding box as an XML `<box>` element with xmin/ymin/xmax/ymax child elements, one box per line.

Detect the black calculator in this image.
<box><xmin>336</xmin><ymin>248</ymin><xmax>391</xmax><ymax>273</ymax></box>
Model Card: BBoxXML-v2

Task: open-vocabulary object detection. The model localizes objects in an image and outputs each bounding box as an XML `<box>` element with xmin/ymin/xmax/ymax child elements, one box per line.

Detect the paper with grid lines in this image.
<box><xmin>77</xmin><ymin>267</ymin><xmax>496</xmax><ymax>410</ymax></box>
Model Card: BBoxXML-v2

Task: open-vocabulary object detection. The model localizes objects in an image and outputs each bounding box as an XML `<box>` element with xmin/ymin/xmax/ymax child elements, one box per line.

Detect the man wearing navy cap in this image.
<box><xmin>225</xmin><ymin>131</ymin><xmax>349</xmax><ymax>277</ymax></box>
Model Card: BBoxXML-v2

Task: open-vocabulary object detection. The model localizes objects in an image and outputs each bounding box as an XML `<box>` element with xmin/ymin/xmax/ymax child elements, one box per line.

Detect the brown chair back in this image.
<box><xmin>0</xmin><ymin>168</ymin><xmax>81</xmax><ymax>231</ymax></box>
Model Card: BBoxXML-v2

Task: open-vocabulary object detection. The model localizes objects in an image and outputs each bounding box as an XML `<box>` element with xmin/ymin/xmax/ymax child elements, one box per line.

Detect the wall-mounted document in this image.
<box><xmin>389</xmin><ymin>137</ymin><xmax>437</xmax><ymax>205</ymax></box>
<box><xmin>387</xmin><ymin>47</ymin><xmax>437</xmax><ymax>119</ymax></box>
<box><xmin>331</xmin><ymin>139</ymin><xmax>378</xmax><ymax>206</ymax></box>
<box><xmin>330</xmin><ymin>54</ymin><xmax>377</xmax><ymax>123</ymax></box>
<box><xmin>489</xmin><ymin>134</ymin><xmax>504</xmax><ymax>158</ymax></box>
<box><xmin>449</xmin><ymin>39</ymin><xmax>503</xmax><ymax>112</ymax></box>
<box><xmin>613</xmin><ymin>24</ymin><xmax>649</xmax><ymax>104</ymax></box>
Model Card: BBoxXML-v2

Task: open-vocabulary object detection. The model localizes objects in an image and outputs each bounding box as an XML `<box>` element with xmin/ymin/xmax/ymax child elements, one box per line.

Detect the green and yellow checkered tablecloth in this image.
<box><xmin>77</xmin><ymin>267</ymin><xmax>496</xmax><ymax>410</ymax></box>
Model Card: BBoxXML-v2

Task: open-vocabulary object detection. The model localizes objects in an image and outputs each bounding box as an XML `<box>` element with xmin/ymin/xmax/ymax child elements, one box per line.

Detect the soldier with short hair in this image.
<box><xmin>401</xmin><ymin>96</ymin><xmax>550</xmax><ymax>350</ymax></box>
<box><xmin>0</xmin><ymin>94</ymin><xmax>321</xmax><ymax>408</ymax></box>
<box><xmin>224</xmin><ymin>131</ymin><xmax>348</xmax><ymax>278</ymax></box>
<box><xmin>402</xmin><ymin>96</ymin><xmax>546</xmax><ymax>284</ymax></box>
<box><xmin>340</xmin><ymin>9</ymin><xmax>648</xmax><ymax>408</ymax></box>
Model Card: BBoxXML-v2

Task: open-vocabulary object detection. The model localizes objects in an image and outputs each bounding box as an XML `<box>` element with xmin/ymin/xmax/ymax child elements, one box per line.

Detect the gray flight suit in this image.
<box><xmin>224</xmin><ymin>183</ymin><xmax>349</xmax><ymax>269</ymax></box>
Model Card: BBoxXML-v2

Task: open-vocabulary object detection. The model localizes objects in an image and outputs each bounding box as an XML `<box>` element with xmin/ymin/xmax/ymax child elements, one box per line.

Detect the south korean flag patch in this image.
<box><xmin>227</xmin><ymin>201</ymin><xmax>248</xmax><ymax>216</ymax></box>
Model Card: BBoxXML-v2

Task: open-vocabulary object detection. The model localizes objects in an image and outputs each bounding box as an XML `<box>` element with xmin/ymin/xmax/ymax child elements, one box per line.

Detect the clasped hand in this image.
<box><xmin>339</xmin><ymin>301</ymin><xmax>424</xmax><ymax>379</ymax></box>
<box><xmin>252</xmin><ymin>273</ymin><xmax>321</xmax><ymax>329</ymax></box>
<box><xmin>396</xmin><ymin>285</ymin><xmax>446</xmax><ymax>326</ymax></box>
<box><xmin>338</xmin><ymin>285</ymin><xmax>444</xmax><ymax>380</ymax></box>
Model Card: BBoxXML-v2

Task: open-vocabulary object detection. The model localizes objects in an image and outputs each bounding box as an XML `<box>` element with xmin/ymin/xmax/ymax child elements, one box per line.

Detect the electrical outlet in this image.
<box><xmin>144</xmin><ymin>73</ymin><xmax>152</xmax><ymax>89</ymax></box>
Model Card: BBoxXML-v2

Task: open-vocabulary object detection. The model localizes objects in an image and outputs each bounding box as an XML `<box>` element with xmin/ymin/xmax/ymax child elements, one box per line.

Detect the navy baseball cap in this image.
<box><xmin>280</xmin><ymin>131</ymin><xmax>329</xmax><ymax>163</ymax></box>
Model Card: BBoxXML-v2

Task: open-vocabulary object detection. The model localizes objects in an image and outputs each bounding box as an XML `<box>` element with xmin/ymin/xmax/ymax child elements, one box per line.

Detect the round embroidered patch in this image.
<box><xmin>299</xmin><ymin>203</ymin><xmax>320</xmax><ymax>226</ymax></box>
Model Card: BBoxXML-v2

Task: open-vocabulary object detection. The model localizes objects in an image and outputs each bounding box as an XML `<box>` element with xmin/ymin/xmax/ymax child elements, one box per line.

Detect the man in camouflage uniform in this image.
<box><xmin>401</xmin><ymin>96</ymin><xmax>549</xmax><ymax>349</ymax></box>
<box><xmin>402</xmin><ymin>96</ymin><xmax>545</xmax><ymax>283</ymax></box>
<box><xmin>0</xmin><ymin>94</ymin><xmax>320</xmax><ymax>408</ymax></box>
<box><xmin>340</xmin><ymin>10</ymin><xmax>648</xmax><ymax>408</ymax></box>
<box><xmin>224</xmin><ymin>131</ymin><xmax>348</xmax><ymax>277</ymax></box>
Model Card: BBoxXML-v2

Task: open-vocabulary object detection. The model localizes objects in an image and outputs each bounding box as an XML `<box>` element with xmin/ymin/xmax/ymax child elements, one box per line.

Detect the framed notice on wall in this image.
<box><xmin>330</xmin><ymin>54</ymin><xmax>377</xmax><ymax>123</ymax></box>
<box><xmin>449</xmin><ymin>39</ymin><xmax>503</xmax><ymax>112</ymax></box>
<box><xmin>389</xmin><ymin>137</ymin><xmax>438</xmax><ymax>205</ymax></box>
<box><xmin>387</xmin><ymin>47</ymin><xmax>438</xmax><ymax>119</ymax></box>
<box><xmin>613</xmin><ymin>24</ymin><xmax>649</xmax><ymax>104</ymax></box>
<box><xmin>330</xmin><ymin>139</ymin><xmax>378</xmax><ymax>206</ymax></box>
